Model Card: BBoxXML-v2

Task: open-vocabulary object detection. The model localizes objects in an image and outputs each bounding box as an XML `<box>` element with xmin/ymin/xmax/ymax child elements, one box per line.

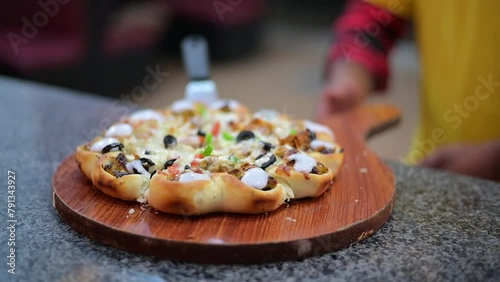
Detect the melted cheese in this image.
<box><xmin>310</xmin><ymin>140</ymin><xmax>335</xmax><ymax>150</ymax></box>
<box><xmin>253</xmin><ymin>109</ymin><xmax>280</xmax><ymax>121</ymax></box>
<box><xmin>304</xmin><ymin>120</ymin><xmax>334</xmax><ymax>139</ymax></box>
<box><xmin>241</xmin><ymin>167</ymin><xmax>268</xmax><ymax>189</ymax></box>
<box><xmin>90</xmin><ymin>138</ymin><xmax>120</xmax><ymax>152</ymax></box>
<box><xmin>179</xmin><ymin>172</ymin><xmax>210</xmax><ymax>182</ymax></box>
<box><xmin>171</xmin><ymin>99</ymin><xmax>194</xmax><ymax>113</ymax></box>
<box><xmin>210</xmin><ymin>99</ymin><xmax>240</xmax><ymax>110</ymax></box>
<box><xmin>130</xmin><ymin>109</ymin><xmax>164</xmax><ymax>122</ymax></box>
<box><xmin>125</xmin><ymin>160</ymin><xmax>151</xmax><ymax>178</ymax></box>
<box><xmin>105</xmin><ymin>123</ymin><xmax>133</xmax><ymax>137</ymax></box>
<box><xmin>288</xmin><ymin>153</ymin><xmax>317</xmax><ymax>173</ymax></box>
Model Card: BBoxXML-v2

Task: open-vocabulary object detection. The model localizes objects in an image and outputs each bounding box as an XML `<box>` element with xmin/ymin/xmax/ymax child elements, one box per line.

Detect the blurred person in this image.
<box><xmin>316</xmin><ymin>0</ymin><xmax>500</xmax><ymax>181</ymax></box>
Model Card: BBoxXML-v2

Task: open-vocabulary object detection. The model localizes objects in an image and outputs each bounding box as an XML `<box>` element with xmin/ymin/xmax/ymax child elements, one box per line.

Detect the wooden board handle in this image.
<box><xmin>320</xmin><ymin>104</ymin><xmax>401</xmax><ymax>142</ymax></box>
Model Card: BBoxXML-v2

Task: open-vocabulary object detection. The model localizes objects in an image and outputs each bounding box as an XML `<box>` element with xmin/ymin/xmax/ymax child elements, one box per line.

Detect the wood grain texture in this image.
<box><xmin>52</xmin><ymin>104</ymin><xmax>400</xmax><ymax>264</ymax></box>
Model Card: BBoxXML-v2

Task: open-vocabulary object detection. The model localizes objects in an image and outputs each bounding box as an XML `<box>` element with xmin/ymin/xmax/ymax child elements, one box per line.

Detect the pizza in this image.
<box><xmin>75</xmin><ymin>99</ymin><xmax>344</xmax><ymax>215</ymax></box>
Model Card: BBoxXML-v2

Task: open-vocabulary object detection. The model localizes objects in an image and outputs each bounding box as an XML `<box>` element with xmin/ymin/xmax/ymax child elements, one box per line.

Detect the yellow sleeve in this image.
<box><xmin>365</xmin><ymin>0</ymin><xmax>413</xmax><ymax>20</ymax></box>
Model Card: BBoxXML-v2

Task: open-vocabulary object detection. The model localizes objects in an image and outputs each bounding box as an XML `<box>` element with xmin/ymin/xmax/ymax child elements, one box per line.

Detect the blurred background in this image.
<box><xmin>0</xmin><ymin>0</ymin><xmax>419</xmax><ymax>160</ymax></box>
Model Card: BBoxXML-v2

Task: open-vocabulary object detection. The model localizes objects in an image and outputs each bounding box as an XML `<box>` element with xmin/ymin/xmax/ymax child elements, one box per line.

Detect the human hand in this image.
<box><xmin>419</xmin><ymin>141</ymin><xmax>500</xmax><ymax>181</ymax></box>
<box><xmin>315</xmin><ymin>61</ymin><xmax>374</xmax><ymax>120</ymax></box>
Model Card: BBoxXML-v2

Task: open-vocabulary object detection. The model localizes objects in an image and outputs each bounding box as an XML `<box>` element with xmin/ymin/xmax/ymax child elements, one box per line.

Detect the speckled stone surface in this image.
<box><xmin>0</xmin><ymin>77</ymin><xmax>499</xmax><ymax>282</ymax></box>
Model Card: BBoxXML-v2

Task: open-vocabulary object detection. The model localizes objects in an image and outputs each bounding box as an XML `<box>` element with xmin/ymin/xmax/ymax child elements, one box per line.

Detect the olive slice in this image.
<box><xmin>139</xmin><ymin>158</ymin><xmax>155</xmax><ymax>166</ymax></box>
<box><xmin>260</xmin><ymin>141</ymin><xmax>274</xmax><ymax>151</ymax></box>
<box><xmin>236</xmin><ymin>130</ymin><xmax>255</xmax><ymax>143</ymax></box>
<box><xmin>163</xmin><ymin>158</ymin><xmax>177</xmax><ymax>169</ymax></box>
<box><xmin>321</xmin><ymin>148</ymin><xmax>334</xmax><ymax>154</ymax></box>
<box><xmin>255</xmin><ymin>153</ymin><xmax>267</xmax><ymax>160</ymax></box>
<box><xmin>197</xmin><ymin>130</ymin><xmax>206</xmax><ymax>137</ymax></box>
<box><xmin>307</xmin><ymin>129</ymin><xmax>316</xmax><ymax>141</ymax></box>
<box><xmin>101</xmin><ymin>142</ymin><xmax>124</xmax><ymax>154</ymax></box>
<box><xmin>260</xmin><ymin>154</ymin><xmax>277</xmax><ymax>170</ymax></box>
<box><xmin>163</xmin><ymin>135</ymin><xmax>177</xmax><ymax>149</ymax></box>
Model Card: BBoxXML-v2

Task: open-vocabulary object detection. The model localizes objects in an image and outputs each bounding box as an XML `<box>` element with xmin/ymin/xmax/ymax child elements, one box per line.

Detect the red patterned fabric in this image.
<box><xmin>328</xmin><ymin>0</ymin><xmax>408</xmax><ymax>90</ymax></box>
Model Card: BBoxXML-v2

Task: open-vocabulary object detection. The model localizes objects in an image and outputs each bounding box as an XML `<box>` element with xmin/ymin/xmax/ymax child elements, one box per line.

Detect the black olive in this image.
<box><xmin>184</xmin><ymin>165</ymin><xmax>191</xmax><ymax>170</ymax></box>
<box><xmin>236</xmin><ymin>130</ymin><xmax>255</xmax><ymax>143</ymax></box>
<box><xmin>339</xmin><ymin>148</ymin><xmax>345</xmax><ymax>153</ymax></box>
<box><xmin>197</xmin><ymin>130</ymin><xmax>206</xmax><ymax>137</ymax></box>
<box><xmin>260</xmin><ymin>154</ymin><xmax>277</xmax><ymax>170</ymax></box>
<box><xmin>307</xmin><ymin>129</ymin><xmax>316</xmax><ymax>141</ymax></box>
<box><xmin>311</xmin><ymin>167</ymin><xmax>319</xmax><ymax>174</ymax></box>
<box><xmin>115</xmin><ymin>171</ymin><xmax>128</xmax><ymax>178</ymax></box>
<box><xmin>255</xmin><ymin>153</ymin><xmax>267</xmax><ymax>160</ymax></box>
<box><xmin>139</xmin><ymin>158</ymin><xmax>155</xmax><ymax>168</ymax></box>
<box><xmin>116</xmin><ymin>153</ymin><xmax>127</xmax><ymax>166</ymax></box>
<box><xmin>144</xmin><ymin>150</ymin><xmax>151</xmax><ymax>155</ymax></box>
<box><xmin>163</xmin><ymin>135</ymin><xmax>177</xmax><ymax>149</ymax></box>
<box><xmin>163</xmin><ymin>158</ymin><xmax>177</xmax><ymax>169</ymax></box>
<box><xmin>260</xmin><ymin>141</ymin><xmax>274</xmax><ymax>151</ymax></box>
<box><xmin>321</xmin><ymin>148</ymin><xmax>334</xmax><ymax>154</ymax></box>
<box><xmin>150</xmin><ymin>170</ymin><xmax>157</xmax><ymax>179</ymax></box>
<box><xmin>101</xmin><ymin>142</ymin><xmax>124</xmax><ymax>154</ymax></box>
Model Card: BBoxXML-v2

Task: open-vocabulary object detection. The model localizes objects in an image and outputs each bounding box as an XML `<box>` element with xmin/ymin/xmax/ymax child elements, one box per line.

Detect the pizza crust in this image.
<box><xmin>214</xmin><ymin>173</ymin><xmax>288</xmax><ymax>214</ymax></box>
<box><xmin>75</xmin><ymin>144</ymin><xmax>100</xmax><ymax>180</ymax></box>
<box><xmin>309</xmin><ymin>152</ymin><xmax>344</xmax><ymax>178</ymax></box>
<box><xmin>148</xmin><ymin>172</ymin><xmax>288</xmax><ymax>215</ymax></box>
<box><xmin>91</xmin><ymin>153</ymin><xmax>148</xmax><ymax>201</ymax></box>
<box><xmin>269</xmin><ymin>166</ymin><xmax>334</xmax><ymax>199</ymax></box>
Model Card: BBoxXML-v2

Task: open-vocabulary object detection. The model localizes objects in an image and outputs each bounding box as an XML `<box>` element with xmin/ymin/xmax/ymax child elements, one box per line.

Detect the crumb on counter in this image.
<box><xmin>285</xmin><ymin>217</ymin><xmax>297</xmax><ymax>222</ymax></box>
<box><xmin>359</xmin><ymin>168</ymin><xmax>368</xmax><ymax>173</ymax></box>
<box><xmin>128</xmin><ymin>208</ymin><xmax>135</xmax><ymax>215</ymax></box>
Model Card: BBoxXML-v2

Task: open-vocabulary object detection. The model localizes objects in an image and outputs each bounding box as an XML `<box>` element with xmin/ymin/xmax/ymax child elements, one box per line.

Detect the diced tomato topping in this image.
<box><xmin>212</xmin><ymin>121</ymin><xmax>221</xmax><ymax>136</ymax></box>
<box><xmin>132</xmin><ymin>120</ymin><xmax>145</xmax><ymax>129</ymax></box>
<box><xmin>194</xmin><ymin>153</ymin><xmax>204</xmax><ymax>159</ymax></box>
<box><xmin>199</xmin><ymin>136</ymin><xmax>205</xmax><ymax>144</ymax></box>
<box><xmin>167</xmin><ymin>164</ymin><xmax>180</xmax><ymax>176</ymax></box>
<box><xmin>191</xmin><ymin>160</ymin><xmax>199</xmax><ymax>167</ymax></box>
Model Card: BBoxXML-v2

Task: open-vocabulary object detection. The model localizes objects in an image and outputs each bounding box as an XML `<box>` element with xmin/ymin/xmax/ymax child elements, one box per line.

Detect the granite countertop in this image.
<box><xmin>0</xmin><ymin>77</ymin><xmax>499</xmax><ymax>282</ymax></box>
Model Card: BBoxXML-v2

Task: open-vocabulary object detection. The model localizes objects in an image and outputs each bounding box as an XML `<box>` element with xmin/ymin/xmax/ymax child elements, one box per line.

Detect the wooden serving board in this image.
<box><xmin>52</xmin><ymin>104</ymin><xmax>400</xmax><ymax>264</ymax></box>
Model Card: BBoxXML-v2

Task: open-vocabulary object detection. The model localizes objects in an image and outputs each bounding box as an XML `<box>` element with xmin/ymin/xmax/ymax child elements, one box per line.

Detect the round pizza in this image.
<box><xmin>75</xmin><ymin>99</ymin><xmax>344</xmax><ymax>215</ymax></box>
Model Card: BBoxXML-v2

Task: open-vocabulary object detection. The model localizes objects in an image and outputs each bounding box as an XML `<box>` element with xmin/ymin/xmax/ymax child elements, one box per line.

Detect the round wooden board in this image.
<box><xmin>52</xmin><ymin>104</ymin><xmax>399</xmax><ymax>264</ymax></box>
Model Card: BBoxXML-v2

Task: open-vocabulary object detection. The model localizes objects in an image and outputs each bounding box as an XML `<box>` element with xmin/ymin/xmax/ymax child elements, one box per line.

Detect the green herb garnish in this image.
<box><xmin>222</xmin><ymin>132</ymin><xmax>235</xmax><ymax>141</ymax></box>
<box><xmin>229</xmin><ymin>155</ymin><xmax>240</xmax><ymax>163</ymax></box>
<box><xmin>202</xmin><ymin>145</ymin><xmax>213</xmax><ymax>156</ymax></box>
<box><xmin>200</xmin><ymin>105</ymin><xmax>208</xmax><ymax>118</ymax></box>
<box><xmin>205</xmin><ymin>133</ymin><xmax>213</xmax><ymax>145</ymax></box>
